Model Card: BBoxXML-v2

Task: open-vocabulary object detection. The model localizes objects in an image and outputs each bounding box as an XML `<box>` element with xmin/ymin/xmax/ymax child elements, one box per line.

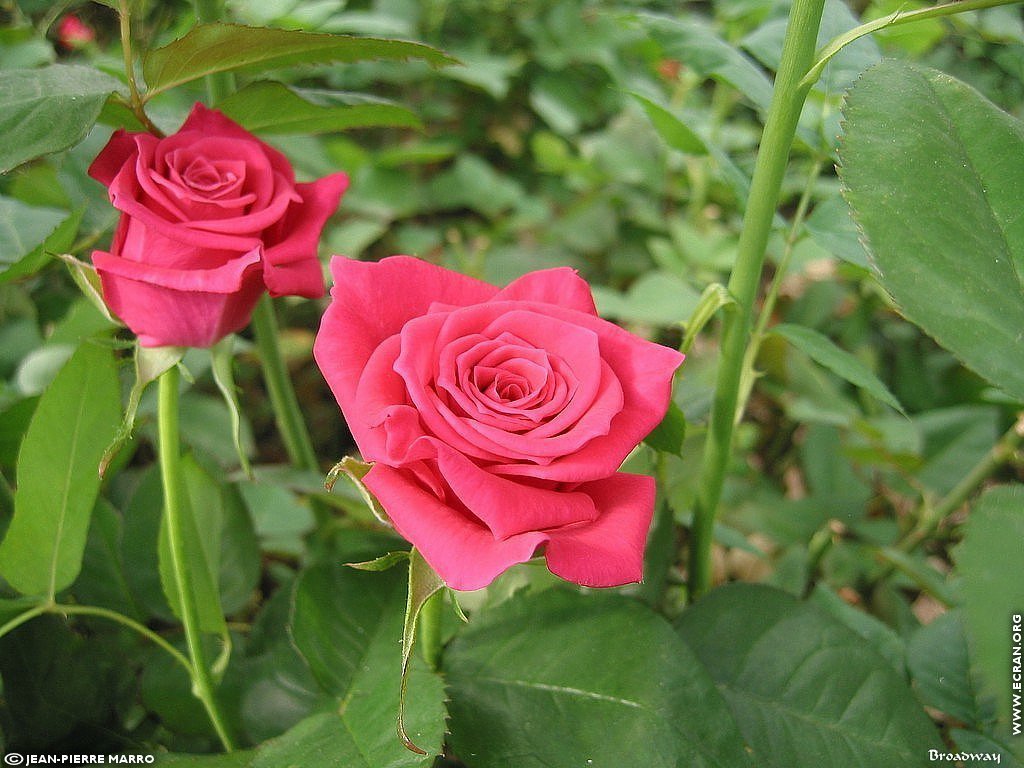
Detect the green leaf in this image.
<box><xmin>158</xmin><ymin>455</ymin><xmax>230</xmax><ymax>639</ymax></box>
<box><xmin>676</xmin><ymin>583</ymin><xmax>941</xmax><ymax>767</ymax></box>
<box><xmin>0</xmin><ymin>343</ymin><xmax>120</xmax><ymax>598</ymax></box>
<box><xmin>771</xmin><ymin>323</ymin><xmax>904</xmax><ymax>413</ymax></box>
<box><xmin>841</xmin><ymin>61</ymin><xmax>1024</xmax><ymax>401</ymax></box>
<box><xmin>630</xmin><ymin>92</ymin><xmax>707</xmax><ymax>155</ymax></box>
<box><xmin>143</xmin><ymin>25</ymin><xmax>456</xmax><ymax>98</ymax></box>
<box><xmin>218</xmin><ymin>81</ymin><xmax>421</xmax><ymax>134</ymax></box>
<box><xmin>637</xmin><ymin>13</ymin><xmax>772</xmax><ymax>110</ymax></box>
<box><xmin>0</xmin><ymin>199</ymin><xmax>81</xmax><ymax>284</ymax></box>
<box><xmin>0</xmin><ymin>65</ymin><xmax>123</xmax><ymax>173</ymax></box>
<box><xmin>644</xmin><ymin>400</ymin><xmax>686</xmax><ymax>456</ymax></box>
<box><xmin>809</xmin><ymin>584</ymin><xmax>905</xmax><ymax>675</ymax></box>
<box><xmin>445</xmin><ymin>588</ymin><xmax>753</xmax><ymax>768</ymax></box>
<box><xmin>955</xmin><ymin>485</ymin><xmax>1024</xmax><ymax>727</ymax></box>
<box><xmin>907</xmin><ymin>611</ymin><xmax>991</xmax><ymax>728</ymax></box>
<box><xmin>287</xmin><ymin>563</ymin><xmax>445</xmax><ymax>765</ymax></box>
<box><xmin>210</xmin><ymin>338</ymin><xmax>252</xmax><ymax>478</ymax></box>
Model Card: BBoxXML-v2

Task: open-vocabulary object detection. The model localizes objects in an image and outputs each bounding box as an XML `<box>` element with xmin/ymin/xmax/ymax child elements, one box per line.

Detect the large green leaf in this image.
<box><xmin>143</xmin><ymin>25</ymin><xmax>456</xmax><ymax>98</ymax></box>
<box><xmin>0</xmin><ymin>343</ymin><xmax>119</xmax><ymax>598</ymax></box>
<box><xmin>841</xmin><ymin>61</ymin><xmax>1024</xmax><ymax>401</ymax></box>
<box><xmin>286</xmin><ymin>563</ymin><xmax>444</xmax><ymax>767</ymax></box>
<box><xmin>445</xmin><ymin>588</ymin><xmax>753</xmax><ymax>768</ymax></box>
<box><xmin>955</xmin><ymin>485</ymin><xmax>1024</xmax><ymax>728</ymax></box>
<box><xmin>676</xmin><ymin>583</ymin><xmax>941</xmax><ymax>768</ymax></box>
<box><xmin>218</xmin><ymin>81</ymin><xmax>421</xmax><ymax>134</ymax></box>
<box><xmin>0</xmin><ymin>64</ymin><xmax>123</xmax><ymax>173</ymax></box>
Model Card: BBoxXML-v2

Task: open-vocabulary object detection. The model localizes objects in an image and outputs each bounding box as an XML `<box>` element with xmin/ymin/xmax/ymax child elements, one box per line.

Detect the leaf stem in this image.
<box><xmin>158</xmin><ymin>367</ymin><xmax>236</xmax><ymax>752</ymax></box>
<box><xmin>0</xmin><ymin>603</ymin><xmax>49</xmax><ymax>641</ymax></box>
<box><xmin>688</xmin><ymin>0</ymin><xmax>826</xmax><ymax>602</ymax></box>
<box><xmin>117</xmin><ymin>0</ymin><xmax>164</xmax><ymax>137</ymax></box>
<box><xmin>900</xmin><ymin>412</ymin><xmax>1024</xmax><ymax>551</ymax></box>
<box><xmin>802</xmin><ymin>0</ymin><xmax>1023</xmax><ymax>89</ymax></box>
<box><xmin>53</xmin><ymin>603</ymin><xmax>193</xmax><ymax>674</ymax></box>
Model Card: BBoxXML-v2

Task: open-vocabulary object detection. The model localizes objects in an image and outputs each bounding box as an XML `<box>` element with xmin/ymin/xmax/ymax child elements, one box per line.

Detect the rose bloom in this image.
<box><xmin>89</xmin><ymin>104</ymin><xmax>348</xmax><ymax>347</ymax></box>
<box><xmin>314</xmin><ymin>256</ymin><xmax>684</xmax><ymax>590</ymax></box>
<box><xmin>56</xmin><ymin>14</ymin><xmax>95</xmax><ymax>49</ymax></box>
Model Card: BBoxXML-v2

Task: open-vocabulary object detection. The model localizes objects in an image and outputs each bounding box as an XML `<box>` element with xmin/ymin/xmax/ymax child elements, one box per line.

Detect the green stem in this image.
<box><xmin>158</xmin><ymin>367</ymin><xmax>236</xmax><ymax>752</ymax></box>
<box><xmin>901</xmin><ymin>412</ymin><xmax>1024</xmax><ymax>551</ymax></box>
<box><xmin>192</xmin><ymin>0</ymin><xmax>236</xmax><ymax>103</ymax></box>
<box><xmin>251</xmin><ymin>297</ymin><xmax>321</xmax><ymax>476</ymax></box>
<box><xmin>688</xmin><ymin>0</ymin><xmax>826</xmax><ymax>602</ymax></box>
<box><xmin>53</xmin><ymin>603</ymin><xmax>193</xmax><ymax>674</ymax></box>
<box><xmin>736</xmin><ymin>159</ymin><xmax>823</xmax><ymax>419</ymax></box>
<box><xmin>802</xmin><ymin>0</ymin><xmax>1023</xmax><ymax>89</ymax></box>
<box><xmin>418</xmin><ymin>592</ymin><xmax>442</xmax><ymax>672</ymax></box>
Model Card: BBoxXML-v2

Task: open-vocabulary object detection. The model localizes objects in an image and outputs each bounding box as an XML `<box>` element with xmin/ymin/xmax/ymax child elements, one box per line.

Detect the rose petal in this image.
<box><xmin>94</xmin><ymin>248</ymin><xmax>263</xmax><ymax>347</ymax></box>
<box><xmin>364</xmin><ymin>463</ymin><xmax>546</xmax><ymax>591</ymax></box>
<box><xmin>494</xmin><ymin>267</ymin><xmax>598</xmax><ymax>315</ymax></box>
<box><xmin>314</xmin><ymin>256</ymin><xmax>497</xmax><ymax>458</ymax></box>
<box><xmin>543</xmin><ymin>472</ymin><xmax>655</xmax><ymax>587</ymax></box>
<box><xmin>88</xmin><ymin>128</ymin><xmax>138</xmax><ymax>186</ymax></box>
<box><xmin>262</xmin><ymin>174</ymin><xmax>349</xmax><ymax>299</ymax></box>
<box><xmin>435</xmin><ymin>445</ymin><xmax>598</xmax><ymax>540</ymax></box>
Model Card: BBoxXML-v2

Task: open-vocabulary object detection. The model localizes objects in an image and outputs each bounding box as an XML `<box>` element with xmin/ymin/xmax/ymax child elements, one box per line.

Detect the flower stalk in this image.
<box><xmin>688</xmin><ymin>0</ymin><xmax>826</xmax><ymax>601</ymax></box>
<box><xmin>158</xmin><ymin>366</ymin><xmax>236</xmax><ymax>751</ymax></box>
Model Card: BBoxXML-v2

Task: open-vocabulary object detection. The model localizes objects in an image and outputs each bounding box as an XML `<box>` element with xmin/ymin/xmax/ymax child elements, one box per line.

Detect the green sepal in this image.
<box><xmin>325</xmin><ymin>456</ymin><xmax>391</xmax><ymax>527</ymax></box>
<box><xmin>210</xmin><ymin>336</ymin><xmax>252</xmax><ymax>479</ymax></box>
<box><xmin>398</xmin><ymin>549</ymin><xmax>445</xmax><ymax>755</ymax></box>
<box><xmin>346</xmin><ymin>550</ymin><xmax>410</xmax><ymax>572</ymax></box>
<box><xmin>58</xmin><ymin>253</ymin><xmax>119</xmax><ymax>326</ymax></box>
<box><xmin>100</xmin><ymin>343</ymin><xmax>185</xmax><ymax>477</ymax></box>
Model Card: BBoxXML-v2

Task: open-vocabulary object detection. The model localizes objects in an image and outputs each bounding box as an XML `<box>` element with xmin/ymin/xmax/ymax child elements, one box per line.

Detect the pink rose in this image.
<box><xmin>314</xmin><ymin>256</ymin><xmax>684</xmax><ymax>590</ymax></box>
<box><xmin>89</xmin><ymin>104</ymin><xmax>348</xmax><ymax>348</ymax></box>
<box><xmin>56</xmin><ymin>14</ymin><xmax>94</xmax><ymax>49</ymax></box>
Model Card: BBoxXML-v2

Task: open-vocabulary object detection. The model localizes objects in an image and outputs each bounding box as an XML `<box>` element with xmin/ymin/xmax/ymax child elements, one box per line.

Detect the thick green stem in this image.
<box><xmin>736</xmin><ymin>159</ymin><xmax>823</xmax><ymax>418</ymax></box>
<box><xmin>192</xmin><ymin>0</ymin><xmax>236</xmax><ymax>103</ymax></box>
<box><xmin>0</xmin><ymin>603</ymin><xmax>49</xmax><ymax>640</ymax></box>
<box><xmin>418</xmin><ymin>591</ymin><xmax>442</xmax><ymax>672</ymax></box>
<box><xmin>251</xmin><ymin>297</ymin><xmax>321</xmax><ymax>476</ymax></box>
<box><xmin>688</xmin><ymin>0</ymin><xmax>826</xmax><ymax>601</ymax></box>
<box><xmin>158</xmin><ymin>368</ymin><xmax>236</xmax><ymax>752</ymax></box>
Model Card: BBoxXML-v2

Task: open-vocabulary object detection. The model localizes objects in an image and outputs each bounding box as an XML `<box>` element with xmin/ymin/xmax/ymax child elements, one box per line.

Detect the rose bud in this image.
<box><xmin>56</xmin><ymin>14</ymin><xmax>95</xmax><ymax>50</ymax></box>
<box><xmin>314</xmin><ymin>256</ymin><xmax>684</xmax><ymax>590</ymax></box>
<box><xmin>89</xmin><ymin>104</ymin><xmax>348</xmax><ymax>348</ymax></box>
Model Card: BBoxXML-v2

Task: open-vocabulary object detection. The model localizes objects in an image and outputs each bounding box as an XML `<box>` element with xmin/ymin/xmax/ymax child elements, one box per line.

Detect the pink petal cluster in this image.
<box><xmin>314</xmin><ymin>256</ymin><xmax>684</xmax><ymax>590</ymax></box>
<box><xmin>89</xmin><ymin>104</ymin><xmax>348</xmax><ymax>347</ymax></box>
